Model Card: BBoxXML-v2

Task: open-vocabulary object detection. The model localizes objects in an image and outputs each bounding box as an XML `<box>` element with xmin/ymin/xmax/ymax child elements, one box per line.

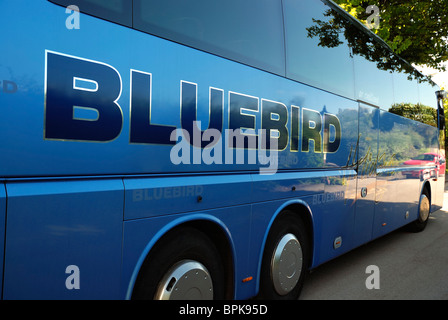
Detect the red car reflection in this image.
<box><xmin>403</xmin><ymin>152</ymin><xmax>446</xmax><ymax>180</ymax></box>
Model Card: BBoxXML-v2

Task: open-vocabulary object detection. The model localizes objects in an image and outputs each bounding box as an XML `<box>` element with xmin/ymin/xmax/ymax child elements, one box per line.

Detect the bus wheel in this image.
<box><xmin>258</xmin><ymin>212</ymin><xmax>310</xmax><ymax>299</ymax></box>
<box><xmin>132</xmin><ymin>227</ymin><xmax>225</xmax><ymax>300</ymax></box>
<box><xmin>407</xmin><ymin>190</ymin><xmax>431</xmax><ymax>233</ymax></box>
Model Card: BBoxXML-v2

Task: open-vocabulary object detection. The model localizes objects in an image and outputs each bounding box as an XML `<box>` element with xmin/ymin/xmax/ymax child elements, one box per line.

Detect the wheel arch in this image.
<box><xmin>255</xmin><ymin>199</ymin><xmax>315</xmax><ymax>292</ymax></box>
<box><xmin>126</xmin><ymin>214</ymin><xmax>236</xmax><ymax>300</ymax></box>
<box><xmin>421</xmin><ymin>180</ymin><xmax>431</xmax><ymax>202</ymax></box>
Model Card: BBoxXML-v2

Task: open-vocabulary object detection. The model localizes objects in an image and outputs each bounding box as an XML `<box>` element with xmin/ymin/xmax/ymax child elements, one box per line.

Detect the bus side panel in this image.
<box><xmin>373</xmin><ymin>111</ymin><xmax>440</xmax><ymax>238</ymax></box>
<box><xmin>249</xmin><ymin>170</ymin><xmax>357</xmax><ymax>277</ymax></box>
<box><xmin>0</xmin><ymin>184</ymin><xmax>6</xmax><ymax>297</ymax></box>
<box><xmin>3</xmin><ymin>179</ymin><xmax>123</xmax><ymax>299</ymax></box>
<box><xmin>124</xmin><ymin>175</ymin><xmax>252</xmax><ymax>220</ymax></box>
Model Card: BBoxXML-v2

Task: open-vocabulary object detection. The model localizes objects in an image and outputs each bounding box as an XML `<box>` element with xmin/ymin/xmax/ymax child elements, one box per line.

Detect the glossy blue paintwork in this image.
<box><xmin>3</xmin><ymin>179</ymin><xmax>123</xmax><ymax>299</ymax></box>
<box><xmin>124</xmin><ymin>174</ymin><xmax>252</xmax><ymax>220</ymax></box>
<box><xmin>0</xmin><ymin>184</ymin><xmax>6</xmax><ymax>296</ymax></box>
<box><xmin>0</xmin><ymin>1</ymin><xmax>444</xmax><ymax>299</ymax></box>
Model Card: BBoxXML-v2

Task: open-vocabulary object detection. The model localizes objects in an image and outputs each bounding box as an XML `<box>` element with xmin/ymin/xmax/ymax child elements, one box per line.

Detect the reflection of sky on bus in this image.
<box><xmin>284</xmin><ymin>0</ymin><xmax>355</xmax><ymax>100</ymax></box>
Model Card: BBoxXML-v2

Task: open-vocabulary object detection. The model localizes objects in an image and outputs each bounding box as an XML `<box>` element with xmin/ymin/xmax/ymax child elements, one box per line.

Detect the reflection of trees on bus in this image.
<box><xmin>337</xmin><ymin>104</ymin><xmax>439</xmax><ymax>171</ymax></box>
<box><xmin>306</xmin><ymin>7</ymin><xmax>425</xmax><ymax>81</ymax></box>
<box><xmin>389</xmin><ymin>103</ymin><xmax>437</xmax><ymax>127</ymax></box>
<box><xmin>306</xmin><ymin>1</ymin><xmax>448</xmax><ymax>74</ymax></box>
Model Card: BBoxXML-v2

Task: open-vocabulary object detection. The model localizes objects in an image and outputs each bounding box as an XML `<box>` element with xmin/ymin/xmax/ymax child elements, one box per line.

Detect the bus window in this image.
<box><xmin>419</xmin><ymin>79</ymin><xmax>439</xmax><ymax>110</ymax></box>
<box><xmin>49</xmin><ymin>0</ymin><xmax>132</xmax><ymax>27</ymax></box>
<box><xmin>283</xmin><ymin>0</ymin><xmax>355</xmax><ymax>100</ymax></box>
<box><xmin>133</xmin><ymin>0</ymin><xmax>285</xmax><ymax>76</ymax></box>
<box><xmin>392</xmin><ymin>60</ymin><xmax>420</xmax><ymax>107</ymax></box>
<box><xmin>389</xmin><ymin>59</ymin><xmax>438</xmax><ymax>128</ymax></box>
<box><xmin>352</xmin><ymin>38</ymin><xmax>395</xmax><ymax>109</ymax></box>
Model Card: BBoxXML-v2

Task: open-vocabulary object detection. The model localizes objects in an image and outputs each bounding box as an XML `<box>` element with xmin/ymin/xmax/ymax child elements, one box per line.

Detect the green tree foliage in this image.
<box><xmin>332</xmin><ymin>0</ymin><xmax>448</xmax><ymax>72</ymax></box>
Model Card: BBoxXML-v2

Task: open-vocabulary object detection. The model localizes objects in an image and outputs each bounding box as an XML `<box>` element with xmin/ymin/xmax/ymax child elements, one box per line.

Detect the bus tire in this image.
<box><xmin>406</xmin><ymin>189</ymin><xmax>431</xmax><ymax>233</ymax></box>
<box><xmin>132</xmin><ymin>226</ymin><xmax>225</xmax><ymax>300</ymax></box>
<box><xmin>258</xmin><ymin>211</ymin><xmax>310</xmax><ymax>300</ymax></box>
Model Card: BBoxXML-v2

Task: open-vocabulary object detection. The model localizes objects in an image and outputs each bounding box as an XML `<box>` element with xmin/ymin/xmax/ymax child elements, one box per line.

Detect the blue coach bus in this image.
<box><xmin>0</xmin><ymin>0</ymin><xmax>445</xmax><ymax>299</ymax></box>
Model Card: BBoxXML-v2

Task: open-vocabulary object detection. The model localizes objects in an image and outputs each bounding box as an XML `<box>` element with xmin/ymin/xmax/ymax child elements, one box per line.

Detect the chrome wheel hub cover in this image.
<box><xmin>271</xmin><ymin>233</ymin><xmax>302</xmax><ymax>295</ymax></box>
<box><xmin>419</xmin><ymin>194</ymin><xmax>430</xmax><ymax>222</ymax></box>
<box><xmin>155</xmin><ymin>260</ymin><xmax>213</xmax><ymax>300</ymax></box>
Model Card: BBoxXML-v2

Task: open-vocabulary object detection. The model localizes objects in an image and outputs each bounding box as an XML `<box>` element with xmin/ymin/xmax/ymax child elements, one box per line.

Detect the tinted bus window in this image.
<box><xmin>419</xmin><ymin>80</ymin><xmax>439</xmax><ymax>109</ymax></box>
<box><xmin>133</xmin><ymin>0</ymin><xmax>285</xmax><ymax>76</ymax></box>
<box><xmin>49</xmin><ymin>0</ymin><xmax>132</xmax><ymax>26</ymax></box>
<box><xmin>352</xmin><ymin>34</ymin><xmax>394</xmax><ymax>109</ymax></box>
<box><xmin>392</xmin><ymin>60</ymin><xmax>420</xmax><ymax>106</ymax></box>
<box><xmin>418</xmin><ymin>79</ymin><xmax>439</xmax><ymax>128</ymax></box>
<box><xmin>283</xmin><ymin>0</ymin><xmax>355</xmax><ymax>99</ymax></box>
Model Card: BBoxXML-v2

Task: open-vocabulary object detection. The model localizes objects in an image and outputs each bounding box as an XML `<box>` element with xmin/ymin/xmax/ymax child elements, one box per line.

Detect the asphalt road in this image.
<box><xmin>300</xmin><ymin>185</ymin><xmax>448</xmax><ymax>300</ymax></box>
